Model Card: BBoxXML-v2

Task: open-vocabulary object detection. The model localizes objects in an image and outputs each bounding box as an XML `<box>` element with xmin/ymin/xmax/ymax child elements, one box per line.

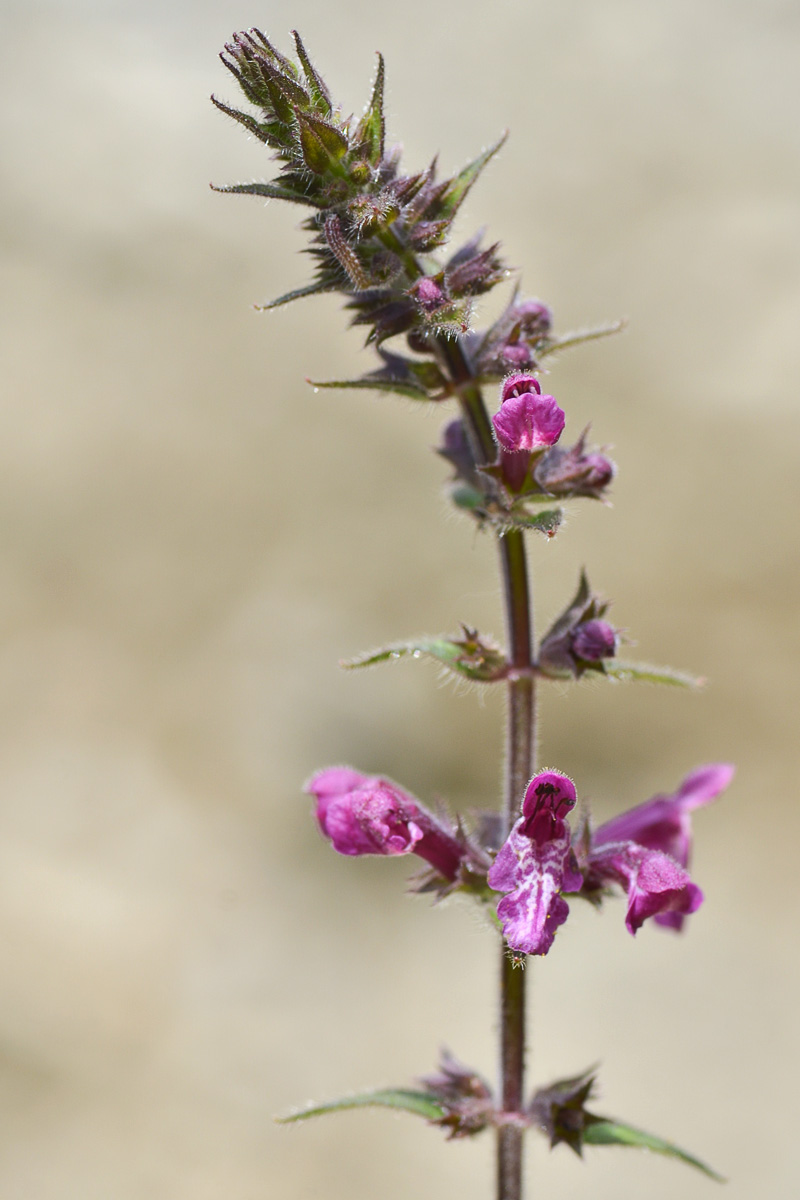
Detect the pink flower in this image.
<box><xmin>586</xmin><ymin>764</ymin><xmax>734</xmax><ymax>931</ymax></box>
<box><xmin>488</xmin><ymin>772</ymin><xmax>582</xmax><ymax>956</ymax></box>
<box><xmin>492</xmin><ymin>375</ymin><xmax>565</xmax><ymax>492</ymax></box>
<box><xmin>306</xmin><ymin>767</ymin><xmax>465</xmax><ymax>881</ymax></box>
<box><xmin>493</xmin><ymin>376</ymin><xmax>565</xmax><ymax>453</ymax></box>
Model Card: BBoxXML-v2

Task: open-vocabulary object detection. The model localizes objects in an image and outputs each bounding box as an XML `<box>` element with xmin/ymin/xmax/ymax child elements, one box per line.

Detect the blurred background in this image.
<box><xmin>1</xmin><ymin>0</ymin><xmax>798</xmax><ymax>1196</ymax></box>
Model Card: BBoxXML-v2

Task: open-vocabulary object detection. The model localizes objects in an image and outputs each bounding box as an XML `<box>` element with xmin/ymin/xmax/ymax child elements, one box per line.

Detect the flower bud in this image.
<box><xmin>534</xmin><ymin>432</ymin><xmax>615</xmax><ymax>500</ymax></box>
<box><xmin>510</xmin><ymin>299</ymin><xmax>553</xmax><ymax>338</ymax></box>
<box><xmin>411</xmin><ymin>275</ymin><xmax>447</xmax><ymax>313</ymax></box>
<box><xmin>570</xmin><ymin>618</ymin><xmax>618</xmax><ymax>663</ymax></box>
<box><xmin>538</xmin><ymin>571</ymin><xmax>618</xmax><ymax>679</ymax></box>
<box><xmin>497</xmin><ymin>342</ymin><xmax>533</xmax><ymax>369</ymax></box>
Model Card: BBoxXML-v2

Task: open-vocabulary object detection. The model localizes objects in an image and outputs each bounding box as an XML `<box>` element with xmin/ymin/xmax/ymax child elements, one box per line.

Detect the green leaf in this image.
<box><xmin>538</xmin><ymin>319</ymin><xmax>626</xmax><ymax>359</ymax></box>
<box><xmin>604</xmin><ymin>660</ymin><xmax>704</xmax><ymax>689</ymax></box>
<box><xmin>353</xmin><ymin>53</ymin><xmax>386</xmax><ymax>163</ymax></box>
<box><xmin>277</xmin><ymin>1088</ymin><xmax>446</xmax><ymax>1124</ymax></box>
<box><xmin>436</xmin><ymin>133</ymin><xmax>508</xmax><ymax>221</ymax></box>
<box><xmin>309</xmin><ymin>351</ymin><xmax>449</xmax><ymax>402</ymax></box>
<box><xmin>309</xmin><ymin>377</ymin><xmax>430</xmax><ymax>400</ymax></box>
<box><xmin>209</xmin><ymin>181</ymin><xmax>324</xmax><ymax>207</ymax></box>
<box><xmin>342</xmin><ymin>634</ymin><xmax>507</xmax><ymax>683</ymax></box>
<box><xmin>584</xmin><ymin>1118</ymin><xmax>724</xmax><ymax>1181</ymax></box>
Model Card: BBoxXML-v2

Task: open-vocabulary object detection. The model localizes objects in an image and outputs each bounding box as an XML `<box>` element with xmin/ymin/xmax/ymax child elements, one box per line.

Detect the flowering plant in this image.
<box><xmin>213</xmin><ymin>28</ymin><xmax>733</xmax><ymax>1199</ymax></box>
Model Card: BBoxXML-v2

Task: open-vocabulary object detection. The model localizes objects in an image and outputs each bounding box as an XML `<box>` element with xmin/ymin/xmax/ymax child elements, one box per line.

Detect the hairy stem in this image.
<box><xmin>439</xmin><ymin>337</ymin><xmax>535</xmax><ymax>1200</ymax></box>
<box><xmin>496</xmin><ymin>528</ymin><xmax>535</xmax><ymax>1200</ymax></box>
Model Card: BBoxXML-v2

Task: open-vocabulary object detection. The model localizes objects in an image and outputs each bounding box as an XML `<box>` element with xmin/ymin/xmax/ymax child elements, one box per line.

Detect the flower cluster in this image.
<box><xmin>213</xmin><ymin>32</ymin><xmax>620</xmax><ymax>408</ymax></box>
<box><xmin>308</xmin><ymin>763</ymin><xmax>733</xmax><ymax>957</ymax></box>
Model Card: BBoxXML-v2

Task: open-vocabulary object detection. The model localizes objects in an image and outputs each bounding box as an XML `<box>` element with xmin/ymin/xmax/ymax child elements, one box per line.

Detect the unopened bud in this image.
<box><xmin>411</xmin><ymin>275</ymin><xmax>447</xmax><ymax>313</ymax></box>
<box><xmin>571</xmin><ymin>619</ymin><xmax>618</xmax><ymax>662</ymax></box>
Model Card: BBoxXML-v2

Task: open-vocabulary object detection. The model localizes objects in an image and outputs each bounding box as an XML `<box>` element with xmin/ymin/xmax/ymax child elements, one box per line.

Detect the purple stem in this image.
<box><xmin>439</xmin><ymin>339</ymin><xmax>535</xmax><ymax>1200</ymax></box>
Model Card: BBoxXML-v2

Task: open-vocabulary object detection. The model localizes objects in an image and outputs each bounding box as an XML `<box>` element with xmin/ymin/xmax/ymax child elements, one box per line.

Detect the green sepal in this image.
<box><xmin>450</xmin><ymin>483</ymin><xmax>486</xmax><ymax>512</ymax></box>
<box><xmin>259</xmin><ymin>58</ymin><xmax>309</xmax><ymax>110</ymax></box>
<box><xmin>538</xmin><ymin>319</ymin><xmax>626</xmax><ymax>359</ymax></box>
<box><xmin>583</xmin><ymin>1118</ymin><xmax>724</xmax><ymax>1181</ymax></box>
<box><xmin>353</xmin><ymin>53</ymin><xmax>386</xmax><ymax>163</ymax></box>
<box><xmin>209</xmin><ymin>181</ymin><xmax>324</xmax><ymax>208</ymax></box>
<box><xmin>248</xmin><ymin>28</ymin><xmax>299</xmax><ymax>78</ymax></box>
<box><xmin>499</xmin><ymin>507</ymin><xmax>563</xmax><ymax>537</ymax></box>
<box><xmin>296</xmin><ymin>117</ymin><xmax>332</xmax><ymax>174</ymax></box>
<box><xmin>291</xmin><ymin>30</ymin><xmax>332</xmax><ymax>115</ymax></box>
<box><xmin>603</xmin><ymin>660</ymin><xmax>704</xmax><ymax>689</ymax></box>
<box><xmin>209</xmin><ymin>95</ymin><xmax>282</xmax><ymax>147</ymax></box>
<box><xmin>342</xmin><ymin>631</ymin><xmax>508</xmax><ymax>683</ymax></box>
<box><xmin>277</xmin><ymin>1088</ymin><xmax>446</xmax><ymax>1125</ymax></box>
<box><xmin>296</xmin><ymin>111</ymin><xmax>349</xmax><ymax>173</ymax></box>
<box><xmin>434</xmin><ymin>133</ymin><xmax>508</xmax><ymax>222</ymax></box>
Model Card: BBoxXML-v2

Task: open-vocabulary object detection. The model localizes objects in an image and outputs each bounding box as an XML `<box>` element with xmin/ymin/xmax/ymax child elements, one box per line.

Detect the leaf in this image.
<box><xmin>310</xmin><ymin>351</ymin><xmax>449</xmax><ymax>401</ymax></box>
<box><xmin>342</xmin><ymin>635</ymin><xmax>508</xmax><ymax>683</ymax></box>
<box><xmin>277</xmin><ymin>1088</ymin><xmax>446</xmax><ymax>1125</ymax></box>
<box><xmin>435</xmin><ymin>133</ymin><xmax>508</xmax><ymax>221</ymax></box>
<box><xmin>603</xmin><ymin>660</ymin><xmax>704</xmax><ymax>689</ymax></box>
<box><xmin>309</xmin><ymin>377</ymin><xmax>430</xmax><ymax>400</ymax></box>
<box><xmin>209</xmin><ymin>181</ymin><xmax>324</xmax><ymax>207</ymax></box>
<box><xmin>538</xmin><ymin>319</ymin><xmax>626</xmax><ymax>359</ymax></box>
<box><xmin>584</xmin><ymin>1118</ymin><xmax>724</xmax><ymax>1181</ymax></box>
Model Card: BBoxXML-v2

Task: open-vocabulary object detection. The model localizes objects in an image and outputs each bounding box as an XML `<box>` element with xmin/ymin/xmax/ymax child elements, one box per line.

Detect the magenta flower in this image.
<box><xmin>581</xmin><ymin>763</ymin><xmax>734</xmax><ymax>933</ymax></box>
<box><xmin>492</xmin><ymin>375</ymin><xmax>566</xmax><ymax>492</ymax></box>
<box><xmin>488</xmin><ymin>771</ymin><xmax>583</xmax><ymax>956</ymax></box>
<box><xmin>306</xmin><ymin>767</ymin><xmax>465</xmax><ymax>882</ymax></box>
<box><xmin>493</xmin><ymin>375</ymin><xmax>565</xmax><ymax>453</ymax></box>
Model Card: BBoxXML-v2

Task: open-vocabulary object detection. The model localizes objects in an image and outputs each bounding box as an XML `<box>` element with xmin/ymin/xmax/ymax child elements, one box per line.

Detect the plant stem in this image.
<box><xmin>496</xmin><ymin>528</ymin><xmax>535</xmax><ymax>1200</ymax></box>
<box><xmin>438</xmin><ymin>338</ymin><xmax>535</xmax><ymax>1200</ymax></box>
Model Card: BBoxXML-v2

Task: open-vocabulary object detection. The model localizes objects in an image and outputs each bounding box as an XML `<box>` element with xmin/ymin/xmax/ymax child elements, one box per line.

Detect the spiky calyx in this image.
<box><xmin>212</xmin><ymin>29</ymin><xmax>509</xmax><ymax>351</ymax></box>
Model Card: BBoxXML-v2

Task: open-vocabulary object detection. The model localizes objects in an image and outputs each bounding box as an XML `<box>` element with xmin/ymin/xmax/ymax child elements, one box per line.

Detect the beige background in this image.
<box><xmin>1</xmin><ymin>0</ymin><xmax>798</xmax><ymax>1196</ymax></box>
